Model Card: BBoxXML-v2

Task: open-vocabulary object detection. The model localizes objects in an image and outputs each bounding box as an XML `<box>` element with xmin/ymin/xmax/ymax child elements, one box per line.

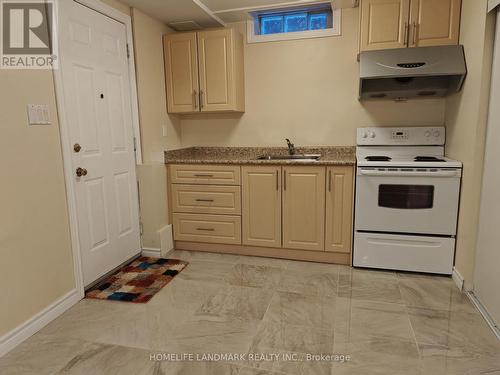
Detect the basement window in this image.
<box><xmin>247</xmin><ymin>3</ymin><xmax>341</xmax><ymax>43</ymax></box>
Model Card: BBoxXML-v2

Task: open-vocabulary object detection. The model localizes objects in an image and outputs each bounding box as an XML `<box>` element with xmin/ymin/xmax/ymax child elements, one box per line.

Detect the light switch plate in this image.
<box><xmin>27</xmin><ymin>104</ymin><xmax>51</xmax><ymax>125</ymax></box>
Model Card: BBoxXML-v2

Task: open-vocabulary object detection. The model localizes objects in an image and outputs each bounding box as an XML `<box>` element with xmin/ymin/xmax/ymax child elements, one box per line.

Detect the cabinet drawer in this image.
<box><xmin>173</xmin><ymin>213</ymin><xmax>241</xmax><ymax>245</ymax></box>
<box><xmin>169</xmin><ymin>165</ymin><xmax>241</xmax><ymax>185</ymax></box>
<box><xmin>171</xmin><ymin>185</ymin><xmax>241</xmax><ymax>215</ymax></box>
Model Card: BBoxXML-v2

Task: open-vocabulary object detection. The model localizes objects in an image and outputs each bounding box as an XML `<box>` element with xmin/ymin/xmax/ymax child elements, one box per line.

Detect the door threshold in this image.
<box><xmin>84</xmin><ymin>253</ymin><xmax>141</xmax><ymax>292</ymax></box>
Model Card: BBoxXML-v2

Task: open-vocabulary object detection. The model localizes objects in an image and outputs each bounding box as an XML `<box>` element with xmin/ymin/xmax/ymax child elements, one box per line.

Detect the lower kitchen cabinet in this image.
<box><xmin>173</xmin><ymin>213</ymin><xmax>241</xmax><ymax>245</ymax></box>
<box><xmin>242</xmin><ymin>166</ymin><xmax>282</xmax><ymax>248</ymax></box>
<box><xmin>325</xmin><ymin>166</ymin><xmax>354</xmax><ymax>254</ymax></box>
<box><xmin>282</xmin><ymin>166</ymin><xmax>326</xmax><ymax>251</ymax></box>
<box><xmin>168</xmin><ymin>163</ymin><xmax>354</xmax><ymax>264</ymax></box>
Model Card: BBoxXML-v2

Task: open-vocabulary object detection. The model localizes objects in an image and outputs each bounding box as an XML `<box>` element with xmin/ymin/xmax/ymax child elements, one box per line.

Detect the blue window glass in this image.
<box><xmin>258</xmin><ymin>9</ymin><xmax>332</xmax><ymax>35</ymax></box>
<box><xmin>309</xmin><ymin>13</ymin><xmax>328</xmax><ymax>30</ymax></box>
<box><xmin>284</xmin><ymin>13</ymin><xmax>307</xmax><ymax>33</ymax></box>
<box><xmin>261</xmin><ymin>15</ymin><xmax>284</xmax><ymax>35</ymax></box>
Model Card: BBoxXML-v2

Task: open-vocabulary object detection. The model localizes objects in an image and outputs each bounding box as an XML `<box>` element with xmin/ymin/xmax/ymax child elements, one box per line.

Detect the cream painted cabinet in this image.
<box><xmin>163</xmin><ymin>28</ymin><xmax>245</xmax><ymax>114</ymax></box>
<box><xmin>163</xmin><ymin>32</ymin><xmax>199</xmax><ymax>113</ymax></box>
<box><xmin>282</xmin><ymin>167</ymin><xmax>326</xmax><ymax>251</ymax></box>
<box><xmin>359</xmin><ymin>0</ymin><xmax>461</xmax><ymax>52</ymax></box>
<box><xmin>242</xmin><ymin>166</ymin><xmax>282</xmax><ymax>248</ymax></box>
<box><xmin>360</xmin><ymin>0</ymin><xmax>410</xmax><ymax>51</ymax></box>
<box><xmin>409</xmin><ymin>0</ymin><xmax>461</xmax><ymax>47</ymax></box>
<box><xmin>325</xmin><ymin>166</ymin><xmax>354</xmax><ymax>254</ymax></box>
<box><xmin>169</xmin><ymin>163</ymin><xmax>355</xmax><ymax>264</ymax></box>
<box><xmin>197</xmin><ymin>29</ymin><xmax>245</xmax><ymax>112</ymax></box>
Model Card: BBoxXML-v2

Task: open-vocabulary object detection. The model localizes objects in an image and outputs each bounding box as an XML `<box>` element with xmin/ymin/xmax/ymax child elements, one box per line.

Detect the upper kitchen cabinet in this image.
<box><xmin>359</xmin><ymin>0</ymin><xmax>461</xmax><ymax>52</ymax></box>
<box><xmin>359</xmin><ymin>0</ymin><xmax>411</xmax><ymax>51</ymax></box>
<box><xmin>409</xmin><ymin>0</ymin><xmax>461</xmax><ymax>47</ymax></box>
<box><xmin>163</xmin><ymin>28</ymin><xmax>245</xmax><ymax>114</ymax></box>
<box><xmin>163</xmin><ymin>32</ymin><xmax>199</xmax><ymax>113</ymax></box>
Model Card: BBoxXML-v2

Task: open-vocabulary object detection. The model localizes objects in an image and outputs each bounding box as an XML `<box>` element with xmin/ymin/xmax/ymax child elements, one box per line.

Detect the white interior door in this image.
<box><xmin>60</xmin><ymin>1</ymin><xmax>141</xmax><ymax>286</ymax></box>
<box><xmin>473</xmin><ymin>7</ymin><xmax>500</xmax><ymax>331</ymax></box>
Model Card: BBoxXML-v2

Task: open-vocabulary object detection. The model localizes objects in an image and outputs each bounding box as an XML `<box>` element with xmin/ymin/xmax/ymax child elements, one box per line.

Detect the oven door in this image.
<box><xmin>355</xmin><ymin>168</ymin><xmax>461</xmax><ymax>236</ymax></box>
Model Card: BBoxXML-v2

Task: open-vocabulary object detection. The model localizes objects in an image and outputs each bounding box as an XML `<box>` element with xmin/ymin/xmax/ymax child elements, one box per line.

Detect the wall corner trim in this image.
<box><xmin>452</xmin><ymin>266</ymin><xmax>465</xmax><ymax>291</ymax></box>
<box><xmin>0</xmin><ymin>289</ymin><xmax>81</xmax><ymax>357</ymax></box>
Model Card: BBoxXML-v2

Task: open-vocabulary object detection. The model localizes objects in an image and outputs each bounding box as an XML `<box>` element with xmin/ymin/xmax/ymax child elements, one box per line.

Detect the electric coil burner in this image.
<box><xmin>354</xmin><ymin>127</ymin><xmax>462</xmax><ymax>275</ymax></box>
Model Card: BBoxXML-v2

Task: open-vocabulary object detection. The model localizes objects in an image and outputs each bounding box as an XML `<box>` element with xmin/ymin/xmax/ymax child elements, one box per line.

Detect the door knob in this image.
<box><xmin>73</xmin><ymin>143</ymin><xmax>82</xmax><ymax>153</ymax></box>
<box><xmin>76</xmin><ymin>167</ymin><xmax>88</xmax><ymax>177</ymax></box>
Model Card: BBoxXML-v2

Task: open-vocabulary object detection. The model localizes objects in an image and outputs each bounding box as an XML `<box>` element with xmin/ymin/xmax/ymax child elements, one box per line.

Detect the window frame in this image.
<box><xmin>247</xmin><ymin>6</ymin><xmax>341</xmax><ymax>44</ymax></box>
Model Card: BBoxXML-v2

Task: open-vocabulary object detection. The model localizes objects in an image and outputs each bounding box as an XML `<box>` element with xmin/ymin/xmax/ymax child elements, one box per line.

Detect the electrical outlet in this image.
<box><xmin>27</xmin><ymin>104</ymin><xmax>51</xmax><ymax>125</ymax></box>
<box><xmin>162</xmin><ymin>124</ymin><xmax>168</xmax><ymax>137</ymax></box>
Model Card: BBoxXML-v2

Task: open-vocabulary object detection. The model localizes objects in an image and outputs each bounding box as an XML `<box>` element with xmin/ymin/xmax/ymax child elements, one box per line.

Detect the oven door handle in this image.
<box><xmin>359</xmin><ymin>169</ymin><xmax>460</xmax><ymax>178</ymax></box>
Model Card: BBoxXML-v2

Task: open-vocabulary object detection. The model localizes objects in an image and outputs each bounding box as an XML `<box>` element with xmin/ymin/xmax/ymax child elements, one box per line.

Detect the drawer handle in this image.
<box><xmin>196</xmin><ymin>227</ymin><xmax>215</xmax><ymax>231</ymax></box>
<box><xmin>195</xmin><ymin>199</ymin><xmax>214</xmax><ymax>202</ymax></box>
<box><xmin>194</xmin><ymin>174</ymin><xmax>214</xmax><ymax>178</ymax></box>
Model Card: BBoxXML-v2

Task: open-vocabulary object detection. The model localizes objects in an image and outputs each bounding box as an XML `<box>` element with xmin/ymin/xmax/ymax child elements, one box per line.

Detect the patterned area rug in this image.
<box><xmin>86</xmin><ymin>257</ymin><xmax>188</xmax><ymax>303</ymax></box>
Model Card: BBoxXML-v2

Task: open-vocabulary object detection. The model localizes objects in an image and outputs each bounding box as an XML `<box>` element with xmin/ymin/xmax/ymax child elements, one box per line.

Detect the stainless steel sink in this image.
<box><xmin>257</xmin><ymin>154</ymin><xmax>321</xmax><ymax>161</ymax></box>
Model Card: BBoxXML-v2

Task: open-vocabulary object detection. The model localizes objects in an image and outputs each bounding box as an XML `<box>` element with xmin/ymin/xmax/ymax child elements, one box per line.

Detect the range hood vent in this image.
<box><xmin>359</xmin><ymin>45</ymin><xmax>467</xmax><ymax>101</ymax></box>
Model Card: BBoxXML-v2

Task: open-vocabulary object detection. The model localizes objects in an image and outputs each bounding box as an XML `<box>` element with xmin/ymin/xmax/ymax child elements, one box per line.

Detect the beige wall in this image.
<box><xmin>0</xmin><ymin>70</ymin><xmax>75</xmax><ymax>337</ymax></box>
<box><xmin>445</xmin><ymin>0</ymin><xmax>496</xmax><ymax>286</ymax></box>
<box><xmin>132</xmin><ymin>8</ymin><xmax>181</xmax><ymax>162</ymax></box>
<box><xmin>0</xmin><ymin>0</ymin><xmax>178</xmax><ymax>343</ymax></box>
<box><xmin>180</xmin><ymin>9</ymin><xmax>446</xmax><ymax>147</ymax></box>
<box><xmin>136</xmin><ymin>164</ymin><xmax>169</xmax><ymax>250</ymax></box>
<box><xmin>131</xmin><ymin>8</ymin><xmax>180</xmax><ymax>248</ymax></box>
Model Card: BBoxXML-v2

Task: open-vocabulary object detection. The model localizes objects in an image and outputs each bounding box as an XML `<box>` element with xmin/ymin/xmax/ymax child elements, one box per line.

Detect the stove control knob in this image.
<box><xmin>425</xmin><ymin>131</ymin><xmax>431</xmax><ymax>138</ymax></box>
<box><xmin>433</xmin><ymin>130</ymin><xmax>441</xmax><ymax>138</ymax></box>
<box><xmin>362</xmin><ymin>131</ymin><xmax>368</xmax><ymax>139</ymax></box>
<box><xmin>370</xmin><ymin>131</ymin><xmax>376</xmax><ymax>138</ymax></box>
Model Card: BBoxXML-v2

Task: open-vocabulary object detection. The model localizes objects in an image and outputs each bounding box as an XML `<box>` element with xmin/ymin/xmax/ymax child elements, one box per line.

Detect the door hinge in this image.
<box><xmin>139</xmin><ymin>222</ymin><xmax>144</xmax><ymax>236</ymax></box>
<box><xmin>133</xmin><ymin>137</ymin><xmax>137</xmax><ymax>151</ymax></box>
<box><xmin>126</xmin><ymin>43</ymin><xmax>130</xmax><ymax>59</ymax></box>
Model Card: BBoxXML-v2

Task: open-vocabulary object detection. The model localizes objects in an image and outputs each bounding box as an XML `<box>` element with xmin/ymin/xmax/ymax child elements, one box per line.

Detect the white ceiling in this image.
<box><xmin>202</xmin><ymin>0</ymin><xmax>315</xmax><ymax>12</ymax></box>
<box><xmin>120</xmin><ymin>0</ymin><xmax>332</xmax><ymax>29</ymax></box>
<box><xmin>120</xmin><ymin>0</ymin><xmax>224</xmax><ymax>28</ymax></box>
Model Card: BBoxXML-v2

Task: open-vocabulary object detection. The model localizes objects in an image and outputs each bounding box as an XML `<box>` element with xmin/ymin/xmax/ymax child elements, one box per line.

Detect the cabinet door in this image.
<box><xmin>283</xmin><ymin>167</ymin><xmax>325</xmax><ymax>251</ymax></box>
<box><xmin>360</xmin><ymin>0</ymin><xmax>411</xmax><ymax>51</ymax></box>
<box><xmin>197</xmin><ymin>29</ymin><xmax>236</xmax><ymax>112</ymax></box>
<box><xmin>242</xmin><ymin>166</ymin><xmax>281</xmax><ymax>248</ymax></box>
<box><xmin>409</xmin><ymin>0</ymin><xmax>461</xmax><ymax>47</ymax></box>
<box><xmin>325</xmin><ymin>167</ymin><xmax>354</xmax><ymax>254</ymax></box>
<box><xmin>163</xmin><ymin>32</ymin><xmax>199</xmax><ymax>113</ymax></box>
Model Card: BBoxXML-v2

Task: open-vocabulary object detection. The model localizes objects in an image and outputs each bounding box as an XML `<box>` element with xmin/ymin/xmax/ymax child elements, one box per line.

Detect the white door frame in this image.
<box><xmin>53</xmin><ymin>0</ymin><xmax>142</xmax><ymax>297</ymax></box>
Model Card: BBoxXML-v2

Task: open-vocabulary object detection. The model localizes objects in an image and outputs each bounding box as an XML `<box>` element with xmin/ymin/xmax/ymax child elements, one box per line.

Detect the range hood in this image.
<box><xmin>359</xmin><ymin>45</ymin><xmax>467</xmax><ymax>101</ymax></box>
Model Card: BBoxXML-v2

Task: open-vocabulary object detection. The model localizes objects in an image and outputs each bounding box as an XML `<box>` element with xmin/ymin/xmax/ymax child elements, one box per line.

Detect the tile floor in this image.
<box><xmin>1</xmin><ymin>250</ymin><xmax>499</xmax><ymax>375</ymax></box>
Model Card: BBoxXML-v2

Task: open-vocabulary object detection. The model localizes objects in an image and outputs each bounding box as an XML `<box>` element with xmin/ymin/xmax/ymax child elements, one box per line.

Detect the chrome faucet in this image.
<box><xmin>286</xmin><ymin>139</ymin><xmax>296</xmax><ymax>155</ymax></box>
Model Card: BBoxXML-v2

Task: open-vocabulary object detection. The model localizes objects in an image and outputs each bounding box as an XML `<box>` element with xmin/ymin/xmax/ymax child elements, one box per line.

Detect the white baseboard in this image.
<box><xmin>0</xmin><ymin>289</ymin><xmax>81</xmax><ymax>357</ymax></box>
<box><xmin>452</xmin><ymin>267</ymin><xmax>465</xmax><ymax>291</ymax></box>
<box><xmin>467</xmin><ymin>291</ymin><xmax>500</xmax><ymax>341</ymax></box>
<box><xmin>141</xmin><ymin>247</ymin><xmax>161</xmax><ymax>257</ymax></box>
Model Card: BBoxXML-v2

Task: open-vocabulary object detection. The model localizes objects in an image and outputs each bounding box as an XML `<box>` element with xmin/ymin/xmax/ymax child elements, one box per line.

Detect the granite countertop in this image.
<box><xmin>164</xmin><ymin>146</ymin><xmax>356</xmax><ymax>166</ymax></box>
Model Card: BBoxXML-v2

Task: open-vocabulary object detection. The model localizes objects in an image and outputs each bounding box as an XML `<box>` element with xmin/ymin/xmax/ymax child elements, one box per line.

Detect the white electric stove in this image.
<box><xmin>353</xmin><ymin>126</ymin><xmax>462</xmax><ymax>275</ymax></box>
